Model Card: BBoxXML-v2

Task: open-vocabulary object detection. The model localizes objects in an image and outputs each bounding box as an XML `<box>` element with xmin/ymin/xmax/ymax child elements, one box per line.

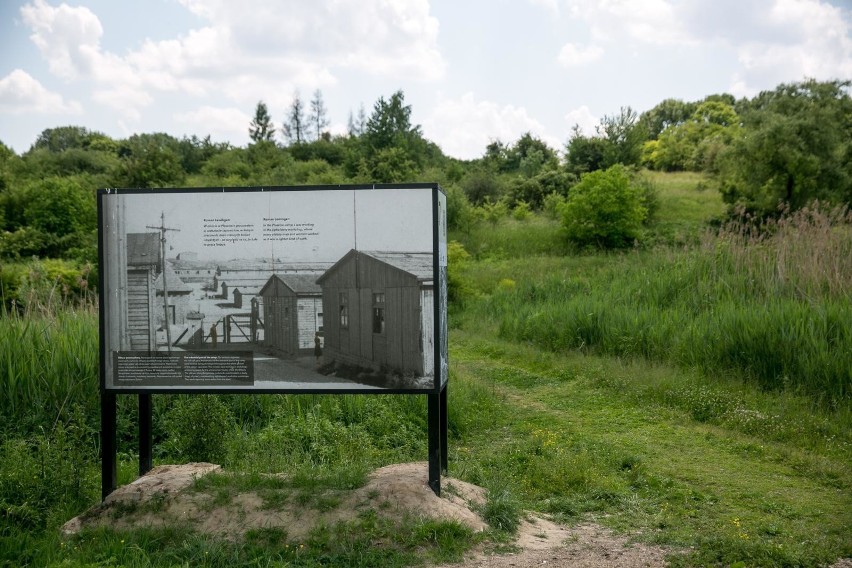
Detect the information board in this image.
<box><xmin>98</xmin><ymin>184</ymin><xmax>447</xmax><ymax>394</ymax></box>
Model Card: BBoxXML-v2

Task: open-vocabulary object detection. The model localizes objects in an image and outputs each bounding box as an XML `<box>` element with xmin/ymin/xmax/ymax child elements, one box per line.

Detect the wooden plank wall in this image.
<box><xmin>321</xmin><ymin>254</ymin><xmax>425</xmax><ymax>375</ymax></box>
<box><xmin>420</xmin><ymin>288</ymin><xmax>434</xmax><ymax>376</ymax></box>
<box><xmin>296</xmin><ymin>297</ymin><xmax>322</xmax><ymax>351</ymax></box>
<box><xmin>127</xmin><ymin>269</ymin><xmax>154</xmax><ymax>351</ymax></box>
<box><xmin>262</xmin><ymin>279</ymin><xmax>299</xmax><ymax>355</ymax></box>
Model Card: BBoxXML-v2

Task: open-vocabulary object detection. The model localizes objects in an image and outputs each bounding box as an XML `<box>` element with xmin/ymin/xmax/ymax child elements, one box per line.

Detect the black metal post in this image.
<box><xmin>101</xmin><ymin>391</ymin><xmax>117</xmax><ymax>500</ymax></box>
<box><xmin>427</xmin><ymin>392</ymin><xmax>441</xmax><ymax>496</ymax></box>
<box><xmin>440</xmin><ymin>384</ymin><xmax>448</xmax><ymax>473</ymax></box>
<box><xmin>139</xmin><ymin>393</ymin><xmax>153</xmax><ymax>476</ymax></box>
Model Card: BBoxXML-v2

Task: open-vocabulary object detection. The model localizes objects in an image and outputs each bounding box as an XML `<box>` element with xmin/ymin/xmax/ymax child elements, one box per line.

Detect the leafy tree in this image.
<box><xmin>558</xmin><ymin>164</ymin><xmax>647</xmax><ymax>249</ymax></box>
<box><xmin>564</xmin><ymin>125</ymin><xmax>608</xmax><ymax>175</ymax></box>
<box><xmin>244</xmin><ymin>140</ymin><xmax>295</xmax><ymax>185</ymax></box>
<box><xmin>0</xmin><ymin>141</ymin><xmax>21</xmax><ymax>193</ymax></box>
<box><xmin>249</xmin><ymin>101</ymin><xmax>276</xmax><ymax>143</ymax></box>
<box><xmin>18</xmin><ymin>128</ymin><xmax>120</xmax><ymax>181</ymax></box>
<box><xmin>597</xmin><ymin>106</ymin><xmax>646</xmax><ymax>167</ymax></box>
<box><xmin>25</xmin><ymin>177</ymin><xmax>96</xmax><ymax>235</ymax></box>
<box><xmin>357</xmin><ymin>147</ymin><xmax>416</xmax><ymax>183</ymax></box>
<box><xmin>638</xmin><ymin>98</ymin><xmax>696</xmax><ymax>140</ymax></box>
<box><xmin>201</xmin><ymin>148</ymin><xmax>252</xmax><ymax>182</ymax></box>
<box><xmin>0</xmin><ymin>177</ymin><xmax>95</xmax><ymax>259</ymax></box>
<box><xmin>645</xmin><ymin>100</ymin><xmax>741</xmax><ymax>172</ymax></box>
<box><xmin>445</xmin><ymin>185</ymin><xmax>477</xmax><ymax>232</ymax></box>
<box><xmin>282</xmin><ymin>92</ymin><xmax>307</xmax><ymax>145</ymax></box>
<box><xmin>715</xmin><ymin>79</ymin><xmax>852</xmax><ymax>215</ymax></box>
<box><xmin>481</xmin><ymin>134</ymin><xmax>557</xmax><ymax>175</ymax></box>
<box><xmin>350</xmin><ymin>89</ymin><xmax>433</xmax><ymax>180</ymax></box>
<box><xmin>289</xmin><ymin>137</ymin><xmax>346</xmax><ymax>165</ymax></box>
<box><xmin>29</xmin><ymin>126</ymin><xmax>101</xmax><ymax>153</ymax></box>
<box><xmin>116</xmin><ymin>133</ymin><xmax>185</xmax><ymax>187</ymax></box>
<box><xmin>462</xmin><ymin>167</ymin><xmax>504</xmax><ymax>205</ymax></box>
<box><xmin>309</xmin><ymin>90</ymin><xmax>330</xmax><ymax>142</ymax></box>
<box><xmin>0</xmin><ymin>227</ymin><xmax>50</xmax><ymax>259</ymax></box>
<box><xmin>509</xmin><ymin>169</ymin><xmax>575</xmax><ymax>209</ymax></box>
<box><xmin>504</xmin><ymin>133</ymin><xmax>558</xmax><ymax>174</ymax></box>
<box><xmin>20</xmin><ymin>147</ymin><xmax>119</xmax><ymax>179</ymax></box>
<box><xmin>483</xmin><ymin>139</ymin><xmax>509</xmax><ymax>169</ymax></box>
<box><xmin>364</xmin><ymin>90</ymin><xmax>421</xmax><ymax>153</ymax></box>
<box><xmin>177</xmin><ymin>135</ymin><xmax>230</xmax><ymax>174</ymax></box>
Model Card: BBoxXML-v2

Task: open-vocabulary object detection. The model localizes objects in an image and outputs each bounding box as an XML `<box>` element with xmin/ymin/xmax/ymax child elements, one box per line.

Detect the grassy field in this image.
<box><xmin>448</xmin><ymin>331</ymin><xmax>851</xmax><ymax>566</ymax></box>
<box><xmin>1</xmin><ymin>171</ymin><xmax>850</xmax><ymax>566</ymax></box>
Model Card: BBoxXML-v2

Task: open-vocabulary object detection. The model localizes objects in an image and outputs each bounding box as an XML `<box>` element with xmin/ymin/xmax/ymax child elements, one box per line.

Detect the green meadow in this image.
<box><xmin>1</xmin><ymin>172</ymin><xmax>850</xmax><ymax>567</ymax></box>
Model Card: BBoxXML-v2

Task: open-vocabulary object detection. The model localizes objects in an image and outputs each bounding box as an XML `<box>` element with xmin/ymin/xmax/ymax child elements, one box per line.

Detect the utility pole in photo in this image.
<box><xmin>147</xmin><ymin>212</ymin><xmax>180</xmax><ymax>353</ymax></box>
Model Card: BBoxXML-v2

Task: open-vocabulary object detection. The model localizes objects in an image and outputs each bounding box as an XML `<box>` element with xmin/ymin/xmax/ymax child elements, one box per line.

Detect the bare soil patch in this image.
<box><xmin>63</xmin><ymin>462</ymin><xmax>671</xmax><ymax>567</ymax></box>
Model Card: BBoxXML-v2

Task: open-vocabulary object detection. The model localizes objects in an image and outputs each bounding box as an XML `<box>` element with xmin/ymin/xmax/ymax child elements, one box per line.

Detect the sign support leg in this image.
<box><xmin>427</xmin><ymin>392</ymin><xmax>441</xmax><ymax>496</ymax></box>
<box><xmin>101</xmin><ymin>391</ymin><xmax>117</xmax><ymax>501</ymax></box>
<box><xmin>139</xmin><ymin>393</ymin><xmax>153</xmax><ymax>476</ymax></box>
<box><xmin>440</xmin><ymin>384</ymin><xmax>448</xmax><ymax>473</ymax></box>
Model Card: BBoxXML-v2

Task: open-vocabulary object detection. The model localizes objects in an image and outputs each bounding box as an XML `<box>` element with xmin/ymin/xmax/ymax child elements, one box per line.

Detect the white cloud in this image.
<box><xmin>566</xmin><ymin>0</ymin><xmax>692</xmax><ymax>46</ymax></box>
<box><xmin>173</xmin><ymin>0</ymin><xmax>445</xmax><ymax>81</ymax></box>
<box><xmin>677</xmin><ymin>0</ymin><xmax>852</xmax><ymax>92</ymax></box>
<box><xmin>91</xmin><ymin>86</ymin><xmax>153</xmax><ymax>122</ymax></box>
<box><xmin>564</xmin><ymin>105</ymin><xmax>598</xmax><ymax>136</ymax></box>
<box><xmin>175</xmin><ymin>105</ymin><xmax>252</xmax><ymax>143</ymax></box>
<box><xmin>557</xmin><ymin>43</ymin><xmax>604</xmax><ymax>67</ymax></box>
<box><xmin>527</xmin><ymin>0</ymin><xmax>560</xmax><ymax>15</ymax></box>
<box><xmin>422</xmin><ymin>93</ymin><xmax>561</xmax><ymax>160</ymax></box>
<box><xmin>0</xmin><ymin>69</ymin><xmax>82</xmax><ymax>115</ymax></box>
<box><xmin>20</xmin><ymin>0</ymin><xmax>445</xmax><ymax>121</ymax></box>
<box><xmin>560</xmin><ymin>0</ymin><xmax>851</xmax><ymax>95</ymax></box>
<box><xmin>743</xmin><ymin>0</ymin><xmax>852</xmax><ymax>81</ymax></box>
<box><xmin>20</xmin><ymin>0</ymin><xmax>104</xmax><ymax>80</ymax></box>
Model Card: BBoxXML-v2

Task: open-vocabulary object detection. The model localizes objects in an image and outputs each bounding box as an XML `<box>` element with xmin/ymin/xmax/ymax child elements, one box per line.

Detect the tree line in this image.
<box><xmin>0</xmin><ymin>79</ymin><xmax>849</xmax><ymax>269</ymax></box>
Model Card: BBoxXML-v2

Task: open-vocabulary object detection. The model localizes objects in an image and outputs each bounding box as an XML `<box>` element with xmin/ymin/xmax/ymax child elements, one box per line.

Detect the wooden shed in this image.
<box><xmin>125</xmin><ymin>233</ymin><xmax>160</xmax><ymax>351</ymax></box>
<box><xmin>316</xmin><ymin>250</ymin><xmax>434</xmax><ymax>378</ymax></box>
<box><xmin>259</xmin><ymin>274</ymin><xmax>323</xmax><ymax>357</ymax></box>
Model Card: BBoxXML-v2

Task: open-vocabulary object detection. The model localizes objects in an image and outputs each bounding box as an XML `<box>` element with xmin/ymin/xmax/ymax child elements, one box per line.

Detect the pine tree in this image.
<box><xmin>248</xmin><ymin>101</ymin><xmax>275</xmax><ymax>142</ymax></box>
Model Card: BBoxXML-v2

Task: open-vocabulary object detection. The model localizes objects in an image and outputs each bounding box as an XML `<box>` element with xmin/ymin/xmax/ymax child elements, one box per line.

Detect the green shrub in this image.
<box><xmin>542</xmin><ymin>191</ymin><xmax>566</xmax><ymax>220</ymax></box>
<box><xmin>445</xmin><ymin>185</ymin><xmax>478</xmax><ymax>232</ymax></box>
<box><xmin>447</xmin><ymin>241</ymin><xmax>474</xmax><ymax>304</ymax></box>
<box><xmin>0</xmin><ymin>259</ymin><xmax>94</xmax><ymax>312</ymax></box>
<box><xmin>480</xmin><ymin>200</ymin><xmax>509</xmax><ymax>225</ymax></box>
<box><xmin>511</xmin><ymin>201</ymin><xmax>531</xmax><ymax>221</ymax></box>
<box><xmin>463</xmin><ymin>168</ymin><xmax>505</xmax><ymax>205</ymax></box>
<box><xmin>558</xmin><ymin>165</ymin><xmax>647</xmax><ymax>248</ymax></box>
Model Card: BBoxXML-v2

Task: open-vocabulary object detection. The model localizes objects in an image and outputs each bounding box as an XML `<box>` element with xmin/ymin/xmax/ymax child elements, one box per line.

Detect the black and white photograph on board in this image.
<box><xmin>99</xmin><ymin>185</ymin><xmax>447</xmax><ymax>393</ymax></box>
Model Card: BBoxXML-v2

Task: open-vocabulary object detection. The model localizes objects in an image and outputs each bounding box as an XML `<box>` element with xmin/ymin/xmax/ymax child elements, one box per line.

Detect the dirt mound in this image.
<box><xmin>63</xmin><ymin>462</ymin><xmax>671</xmax><ymax>567</ymax></box>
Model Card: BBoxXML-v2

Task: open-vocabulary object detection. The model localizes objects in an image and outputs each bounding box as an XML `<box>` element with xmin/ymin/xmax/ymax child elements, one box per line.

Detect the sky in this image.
<box><xmin>1</xmin><ymin>0</ymin><xmax>851</xmax><ymax>160</ymax></box>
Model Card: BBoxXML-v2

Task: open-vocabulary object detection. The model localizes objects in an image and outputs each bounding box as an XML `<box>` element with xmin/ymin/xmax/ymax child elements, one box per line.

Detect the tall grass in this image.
<box><xmin>450</xmin><ymin>215</ymin><xmax>569</xmax><ymax>259</ymax></box>
<box><xmin>492</xmin><ymin>204</ymin><xmax>852</xmax><ymax>403</ymax></box>
<box><xmin>0</xmin><ymin>304</ymin><xmax>99</xmax><ymax>434</ymax></box>
<box><xmin>709</xmin><ymin>203</ymin><xmax>852</xmax><ymax>301</ymax></box>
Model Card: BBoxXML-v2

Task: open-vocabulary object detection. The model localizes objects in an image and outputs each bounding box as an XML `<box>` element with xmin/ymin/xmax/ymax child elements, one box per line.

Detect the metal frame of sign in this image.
<box><xmin>97</xmin><ymin>184</ymin><xmax>448</xmax><ymax>498</ymax></box>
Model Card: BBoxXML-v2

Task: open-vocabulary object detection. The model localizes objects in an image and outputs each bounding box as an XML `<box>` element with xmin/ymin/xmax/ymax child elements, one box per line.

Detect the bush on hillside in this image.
<box><xmin>558</xmin><ymin>165</ymin><xmax>648</xmax><ymax>248</ymax></box>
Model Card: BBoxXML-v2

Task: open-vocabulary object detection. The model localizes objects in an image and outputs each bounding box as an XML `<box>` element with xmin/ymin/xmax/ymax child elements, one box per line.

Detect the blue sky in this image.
<box><xmin>1</xmin><ymin>0</ymin><xmax>850</xmax><ymax>159</ymax></box>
